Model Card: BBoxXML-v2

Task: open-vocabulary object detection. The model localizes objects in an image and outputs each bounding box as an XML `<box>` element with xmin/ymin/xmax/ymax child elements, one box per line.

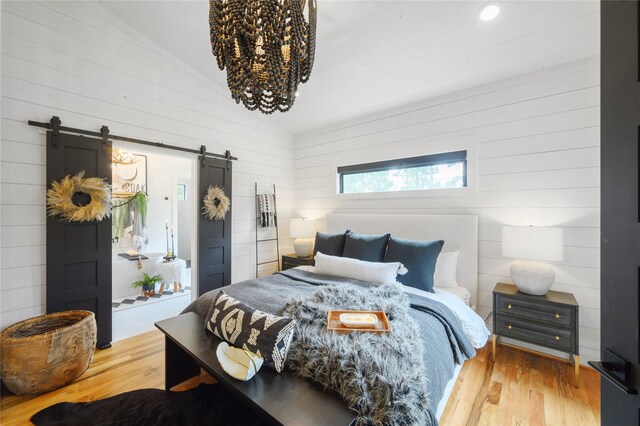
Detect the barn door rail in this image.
<box><xmin>29</xmin><ymin>116</ymin><xmax>238</xmax><ymax>164</ymax></box>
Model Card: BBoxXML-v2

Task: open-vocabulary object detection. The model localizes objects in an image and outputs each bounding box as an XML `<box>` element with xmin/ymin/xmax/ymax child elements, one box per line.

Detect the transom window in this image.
<box><xmin>338</xmin><ymin>150</ymin><xmax>467</xmax><ymax>194</ymax></box>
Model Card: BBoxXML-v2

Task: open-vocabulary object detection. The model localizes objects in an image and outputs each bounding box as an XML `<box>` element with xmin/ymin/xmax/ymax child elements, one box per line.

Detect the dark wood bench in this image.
<box><xmin>155</xmin><ymin>312</ymin><xmax>355</xmax><ymax>426</ymax></box>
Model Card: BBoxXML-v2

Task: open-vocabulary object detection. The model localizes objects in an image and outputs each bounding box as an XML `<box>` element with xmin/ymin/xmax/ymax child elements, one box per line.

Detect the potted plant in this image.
<box><xmin>132</xmin><ymin>272</ymin><xmax>162</xmax><ymax>297</ymax></box>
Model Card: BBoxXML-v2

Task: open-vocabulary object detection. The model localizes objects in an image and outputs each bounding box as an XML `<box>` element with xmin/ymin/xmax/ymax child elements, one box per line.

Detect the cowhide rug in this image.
<box><xmin>31</xmin><ymin>384</ymin><xmax>266</xmax><ymax>426</ymax></box>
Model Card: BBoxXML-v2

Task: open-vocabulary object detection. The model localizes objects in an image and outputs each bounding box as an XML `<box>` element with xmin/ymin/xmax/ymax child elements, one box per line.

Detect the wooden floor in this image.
<box><xmin>441</xmin><ymin>345</ymin><xmax>600</xmax><ymax>425</ymax></box>
<box><xmin>1</xmin><ymin>330</ymin><xmax>599</xmax><ymax>425</ymax></box>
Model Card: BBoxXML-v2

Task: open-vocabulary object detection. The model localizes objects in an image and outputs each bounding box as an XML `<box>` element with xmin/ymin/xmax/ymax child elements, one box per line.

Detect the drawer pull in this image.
<box><xmin>555</xmin><ymin>313</ymin><xmax>560</xmax><ymax>319</ymax></box>
<box><xmin>555</xmin><ymin>336</ymin><xmax>560</xmax><ymax>341</ymax></box>
<box><xmin>507</xmin><ymin>304</ymin><xmax>512</xmax><ymax>309</ymax></box>
<box><xmin>507</xmin><ymin>324</ymin><xmax>512</xmax><ymax>330</ymax></box>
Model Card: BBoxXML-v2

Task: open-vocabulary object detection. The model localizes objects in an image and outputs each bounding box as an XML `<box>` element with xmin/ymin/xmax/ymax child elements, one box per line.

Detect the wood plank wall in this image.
<box><xmin>292</xmin><ymin>58</ymin><xmax>600</xmax><ymax>363</ymax></box>
<box><xmin>0</xmin><ymin>1</ymin><xmax>294</xmax><ymax>329</ymax></box>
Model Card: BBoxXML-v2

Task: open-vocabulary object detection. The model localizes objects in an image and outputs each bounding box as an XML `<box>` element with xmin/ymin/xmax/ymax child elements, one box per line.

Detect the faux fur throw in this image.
<box><xmin>282</xmin><ymin>283</ymin><xmax>430</xmax><ymax>426</ymax></box>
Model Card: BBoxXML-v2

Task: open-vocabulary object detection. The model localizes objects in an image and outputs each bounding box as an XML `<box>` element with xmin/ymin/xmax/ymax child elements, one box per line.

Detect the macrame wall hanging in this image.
<box><xmin>202</xmin><ymin>185</ymin><xmax>230</xmax><ymax>221</ymax></box>
<box><xmin>209</xmin><ymin>0</ymin><xmax>317</xmax><ymax>114</ymax></box>
<box><xmin>46</xmin><ymin>171</ymin><xmax>112</xmax><ymax>223</ymax></box>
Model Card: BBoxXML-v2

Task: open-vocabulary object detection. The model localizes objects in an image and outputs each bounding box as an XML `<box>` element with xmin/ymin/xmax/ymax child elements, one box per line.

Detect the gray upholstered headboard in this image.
<box><xmin>325</xmin><ymin>213</ymin><xmax>479</xmax><ymax>308</ymax></box>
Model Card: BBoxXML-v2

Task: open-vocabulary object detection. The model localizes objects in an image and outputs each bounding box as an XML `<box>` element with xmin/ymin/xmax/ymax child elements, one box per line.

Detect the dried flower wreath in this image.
<box><xmin>202</xmin><ymin>185</ymin><xmax>230</xmax><ymax>221</ymax></box>
<box><xmin>47</xmin><ymin>171</ymin><xmax>112</xmax><ymax>222</ymax></box>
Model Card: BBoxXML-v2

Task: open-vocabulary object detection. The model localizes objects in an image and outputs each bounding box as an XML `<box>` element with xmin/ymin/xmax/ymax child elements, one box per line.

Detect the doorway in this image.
<box><xmin>110</xmin><ymin>145</ymin><xmax>198</xmax><ymax>342</ymax></box>
<box><xmin>41</xmin><ymin>117</ymin><xmax>235</xmax><ymax>348</ymax></box>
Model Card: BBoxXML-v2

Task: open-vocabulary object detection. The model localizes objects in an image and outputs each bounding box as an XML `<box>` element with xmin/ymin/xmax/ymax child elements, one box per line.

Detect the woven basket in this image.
<box><xmin>0</xmin><ymin>310</ymin><xmax>97</xmax><ymax>395</ymax></box>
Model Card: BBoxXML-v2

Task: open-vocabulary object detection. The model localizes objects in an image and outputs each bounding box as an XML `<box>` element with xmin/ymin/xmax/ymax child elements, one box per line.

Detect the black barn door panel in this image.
<box><xmin>198</xmin><ymin>157</ymin><xmax>232</xmax><ymax>295</ymax></box>
<box><xmin>47</xmin><ymin>130</ymin><xmax>112</xmax><ymax>349</ymax></box>
<box><xmin>599</xmin><ymin>1</ymin><xmax>640</xmax><ymax>424</ymax></box>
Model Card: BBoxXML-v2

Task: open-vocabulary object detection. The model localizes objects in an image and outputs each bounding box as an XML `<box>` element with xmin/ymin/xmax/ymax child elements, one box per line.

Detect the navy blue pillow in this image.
<box><xmin>313</xmin><ymin>230</ymin><xmax>349</xmax><ymax>258</ymax></box>
<box><xmin>342</xmin><ymin>231</ymin><xmax>391</xmax><ymax>262</ymax></box>
<box><xmin>384</xmin><ymin>236</ymin><xmax>444</xmax><ymax>292</ymax></box>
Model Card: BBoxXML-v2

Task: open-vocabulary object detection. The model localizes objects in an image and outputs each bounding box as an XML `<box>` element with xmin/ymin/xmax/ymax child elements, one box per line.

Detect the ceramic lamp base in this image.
<box><xmin>293</xmin><ymin>238</ymin><xmax>314</xmax><ymax>257</ymax></box>
<box><xmin>510</xmin><ymin>260</ymin><xmax>555</xmax><ymax>295</ymax></box>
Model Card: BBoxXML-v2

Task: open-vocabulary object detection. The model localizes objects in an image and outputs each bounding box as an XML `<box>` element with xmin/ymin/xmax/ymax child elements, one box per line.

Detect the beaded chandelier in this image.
<box><xmin>209</xmin><ymin>0</ymin><xmax>317</xmax><ymax>114</ymax></box>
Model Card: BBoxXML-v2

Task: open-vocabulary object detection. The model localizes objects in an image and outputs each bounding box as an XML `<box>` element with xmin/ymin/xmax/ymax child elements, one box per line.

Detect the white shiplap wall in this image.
<box><xmin>0</xmin><ymin>1</ymin><xmax>294</xmax><ymax>329</ymax></box>
<box><xmin>293</xmin><ymin>58</ymin><xmax>600</xmax><ymax>363</ymax></box>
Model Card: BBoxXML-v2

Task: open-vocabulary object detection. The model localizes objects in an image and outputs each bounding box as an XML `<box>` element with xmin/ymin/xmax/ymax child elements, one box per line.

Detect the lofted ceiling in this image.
<box><xmin>99</xmin><ymin>1</ymin><xmax>600</xmax><ymax>137</ymax></box>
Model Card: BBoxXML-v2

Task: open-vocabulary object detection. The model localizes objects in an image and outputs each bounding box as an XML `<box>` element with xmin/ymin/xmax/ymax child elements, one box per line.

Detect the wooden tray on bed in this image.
<box><xmin>327</xmin><ymin>310</ymin><xmax>390</xmax><ymax>333</ymax></box>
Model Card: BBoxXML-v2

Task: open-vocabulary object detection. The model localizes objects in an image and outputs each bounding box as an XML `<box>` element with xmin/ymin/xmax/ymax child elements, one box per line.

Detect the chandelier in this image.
<box><xmin>209</xmin><ymin>0</ymin><xmax>317</xmax><ymax>114</ymax></box>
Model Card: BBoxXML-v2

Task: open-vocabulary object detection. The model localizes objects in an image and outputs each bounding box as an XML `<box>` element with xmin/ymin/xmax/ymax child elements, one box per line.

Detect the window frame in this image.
<box><xmin>337</xmin><ymin>150</ymin><xmax>468</xmax><ymax>195</ymax></box>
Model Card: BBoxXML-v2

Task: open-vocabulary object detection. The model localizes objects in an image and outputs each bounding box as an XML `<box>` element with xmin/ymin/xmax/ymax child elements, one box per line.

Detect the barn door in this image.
<box><xmin>46</xmin><ymin>123</ymin><xmax>113</xmax><ymax>349</ymax></box>
<box><xmin>597</xmin><ymin>0</ymin><xmax>640</xmax><ymax>423</ymax></box>
<box><xmin>198</xmin><ymin>156</ymin><xmax>232</xmax><ymax>296</ymax></box>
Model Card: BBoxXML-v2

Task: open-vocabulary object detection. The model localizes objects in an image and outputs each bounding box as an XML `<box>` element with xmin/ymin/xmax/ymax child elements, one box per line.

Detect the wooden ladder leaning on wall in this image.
<box><xmin>255</xmin><ymin>183</ymin><xmax>281</xmax><ymax>278</ymax></box>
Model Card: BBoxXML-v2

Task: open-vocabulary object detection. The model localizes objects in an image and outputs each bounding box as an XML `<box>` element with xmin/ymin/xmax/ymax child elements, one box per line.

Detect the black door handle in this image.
<box><xmin>588</xmin><ymin>349</ymin><xmax>637</xmax><ymax>395</ymax></box>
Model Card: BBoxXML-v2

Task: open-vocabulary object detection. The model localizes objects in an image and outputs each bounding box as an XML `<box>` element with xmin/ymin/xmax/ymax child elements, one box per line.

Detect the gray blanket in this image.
<box><xmin>183</xmin><ymin>269</ymin><xmax>378</xmax><ymax>318</ymax></box>
<box><xmin>181</xmin><ymin>269</ymin><xmax>475</xmax><ymax>425</ymax></box>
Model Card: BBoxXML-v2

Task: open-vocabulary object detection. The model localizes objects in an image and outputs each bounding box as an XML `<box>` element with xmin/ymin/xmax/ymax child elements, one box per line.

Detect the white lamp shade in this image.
<box><xmin>290</xmin><ymin>219</ymin><xmax>316</xmax><ymax>238</ymax></box>
<box><xmin>502</xmin><ymin>226</ymin><xmax>563</xmax><ymax>262</ymax></box>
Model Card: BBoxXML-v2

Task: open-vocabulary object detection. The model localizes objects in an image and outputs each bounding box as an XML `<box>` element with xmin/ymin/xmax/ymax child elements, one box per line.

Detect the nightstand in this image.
<box><xmin>492</xmin><ymin>282</ymin><xmax>580</xmax><ymax>386</ymax></box>
<box><xmin>281</xmin><ymin>253</ymin><xmax>314</xmax><ymax>270</ymax></box>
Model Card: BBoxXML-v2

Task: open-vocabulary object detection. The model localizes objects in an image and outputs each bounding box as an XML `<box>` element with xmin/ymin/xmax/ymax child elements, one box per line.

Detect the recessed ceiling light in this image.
<box><xmin>479</xmin><ymin>4</ymin><xmax>500</xmax><ymax>22</ymax></box>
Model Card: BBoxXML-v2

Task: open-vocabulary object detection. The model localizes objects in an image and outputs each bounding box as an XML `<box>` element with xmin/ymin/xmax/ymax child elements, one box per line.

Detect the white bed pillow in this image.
<box><xmin>314</xmin><ymin>252</ymin><xmax>406</xmax><ymax>285</ymax></box>
<box><xmin>434</xmin><ymin>250</ymin><xmax>460</xmax><ymax>288</ymax></box>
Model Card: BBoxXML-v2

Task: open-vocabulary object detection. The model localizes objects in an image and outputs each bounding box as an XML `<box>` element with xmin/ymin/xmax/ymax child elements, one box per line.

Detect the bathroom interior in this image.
<box><xmin>110</xmin><ymin>145</ymin><xmax>197</xmax><ymax>341</ymax></box>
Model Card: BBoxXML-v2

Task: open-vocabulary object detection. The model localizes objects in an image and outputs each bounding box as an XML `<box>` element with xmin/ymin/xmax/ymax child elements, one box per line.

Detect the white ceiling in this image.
<box><xmin>100</xmin><ymin>1</ymin><xmax>600</xmax><ymax>136</ymax></box>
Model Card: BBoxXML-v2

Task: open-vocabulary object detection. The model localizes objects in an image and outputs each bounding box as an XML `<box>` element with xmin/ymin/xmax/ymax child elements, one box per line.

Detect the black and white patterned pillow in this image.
<box><xmin>205</xmin><ymin>291</ymin><xmax>296</xmax><ymax>373</ymax></box>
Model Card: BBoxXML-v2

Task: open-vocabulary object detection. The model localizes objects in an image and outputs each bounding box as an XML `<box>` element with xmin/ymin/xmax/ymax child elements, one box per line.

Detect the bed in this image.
<box><xmin>183</xmin><ymin>214</ymin><xmax>489</xmax><ymax>425</ymax></box>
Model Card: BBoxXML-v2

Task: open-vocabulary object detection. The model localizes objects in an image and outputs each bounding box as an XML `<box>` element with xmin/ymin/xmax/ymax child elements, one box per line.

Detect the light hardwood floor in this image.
<box><xmin>441</xmin><ymin>345</ymin><xmax>600</xmax><ymax>425</ymax></box>
<box><xmin>1</xmin><ymin>330</ymin><xmax>599</xmax><ymax>425</ymax></box>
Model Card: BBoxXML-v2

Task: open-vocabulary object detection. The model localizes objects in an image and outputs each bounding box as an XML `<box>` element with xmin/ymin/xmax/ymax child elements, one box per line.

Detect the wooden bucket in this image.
<box><xmin>0</xmin><ymin>310</ymin><xmax>97</xmax><ymax>395</ymax></box>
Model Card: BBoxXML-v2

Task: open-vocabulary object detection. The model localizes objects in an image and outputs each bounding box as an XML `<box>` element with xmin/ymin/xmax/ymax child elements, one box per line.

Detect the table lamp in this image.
<box><xmin>502</xmin><ymin>226</ymin><xmax>564</xmax><ymax>295</ymax></box>
<box><xmin>290</xmin><ymin>219</ymin><xmax>316</xmax><ymax>257</ymax></box>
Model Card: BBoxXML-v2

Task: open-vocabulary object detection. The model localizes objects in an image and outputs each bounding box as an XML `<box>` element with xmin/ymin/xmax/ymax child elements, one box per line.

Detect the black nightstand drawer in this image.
<box><xmin>282</xmin><ymin>260</ymin><xmax>301</xmax><ymax>270</ymax></box>
<box><xmin>282</xmin><ymin>254</ymin><xmax>314</xmax><ymax>271</ymax></box>
<box><xmin>496</xmin><ymin>295</ymin><xmax>575</xmax><ymax>328</ymax></box>
<box><xmin>495</xmin><ymin>314</ymin><xmax>574</xmax><ymax>353</ymax></box>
